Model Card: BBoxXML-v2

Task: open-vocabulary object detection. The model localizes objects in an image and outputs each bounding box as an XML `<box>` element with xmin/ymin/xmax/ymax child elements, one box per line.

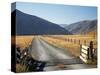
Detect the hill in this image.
<box><xmin>11</xmin><ymin>9</ymin><xmax>71</xmax><ymax>35</ymax></box>
<box><xmin>65</xmin><ymin>20</ymin><xmax>97</xmax><ymax>34</ymax></box>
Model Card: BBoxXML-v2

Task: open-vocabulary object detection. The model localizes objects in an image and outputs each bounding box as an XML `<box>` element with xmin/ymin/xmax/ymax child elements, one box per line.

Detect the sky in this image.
<box><xmin>12</xmin><ymin>2</ymin><xmax>97</xmax><ymax>25</ymax></box>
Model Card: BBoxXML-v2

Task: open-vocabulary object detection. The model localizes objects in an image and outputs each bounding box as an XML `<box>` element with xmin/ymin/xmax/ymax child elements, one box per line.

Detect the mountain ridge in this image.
<box><xmin>12</xmin><ymin>9</ymin><xmax>71</xmax><ymax>35</ymax></box>
<box><xmin>64</xmin><ymin>19</ymin><xmax>97</xmax><ymax>34</ymax></box>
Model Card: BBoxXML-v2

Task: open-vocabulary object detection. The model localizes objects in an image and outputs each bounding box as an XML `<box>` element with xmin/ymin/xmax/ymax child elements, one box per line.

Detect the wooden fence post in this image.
<box><xmin>89</xmin><ymin>41</ymin><xmax>94</xmax><ymax>61</ymax></box>
<box><xmin>79</xmin><ymin>40</ymin><xmax>80</xmax><ymax>44</ymax></box>
<box><xmin>68</xmin><ymin>39</ymin><xmax>69</xmax><ymax>42</ymax></box>
<box><xmin>74</xmin><ymin>39</ymin><xmax>76</xmax><ymax>44</ymax></box>
<box><xmin>80</xmin><ymin>44</ymin><xmax>82</xmax><ymax>56</ymax></box>
<box><xmin>87</xmin><ymin>48</ymin><xmax>89</xmax><ymax>60</ymax></box>
<box><xmin>71</xmin><ymin>39</ymin><xmax>72</xmax><ymax>42</ymax></box>
<box><xmin>69</xmin><ymin>39</ymin><xmax>70</xmax><ymax>42</ymax></box>
<box><xmin>84</xmin><ymin>40</ymin><xmax>86</xmax><ymax>45</ymax></box>
<box><xmin>66</xmin><ymin>39</ymin><xmax>68</xmax><ymax>42</ymax></box>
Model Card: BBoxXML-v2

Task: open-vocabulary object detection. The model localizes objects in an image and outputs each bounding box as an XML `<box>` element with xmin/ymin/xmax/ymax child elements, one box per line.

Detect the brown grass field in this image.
<box><xmin>40</xmin><ymin>34</ymin><xmax>97</xmax><ymax>57</ymax></box>
<box><xmin>15</xmin><ymin>36</ymin><xmax>34</xmax><ymax>50</ymax></box>
<box><xmin>13</xmin><ymin>33</ymin><xmax>97</xmax><ymax>58</ymax></box>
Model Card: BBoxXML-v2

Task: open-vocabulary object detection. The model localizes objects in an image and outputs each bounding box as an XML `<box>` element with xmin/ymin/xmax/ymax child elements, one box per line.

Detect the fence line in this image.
<box><xmin>46</xmin><ymin>36</ymin><xmax>96</xmax><ymax>46</ymax></box>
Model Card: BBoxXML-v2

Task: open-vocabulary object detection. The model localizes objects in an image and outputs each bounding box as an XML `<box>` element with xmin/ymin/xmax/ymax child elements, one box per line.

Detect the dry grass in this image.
<box><xmin>41</xmin><ymin>35</ymin><xmax>97</xmax><ymax>57</ymax></box>
<box><xmin>16</xmin><ymin>64</ymin><xmax>27</xmax><ymax>73</ymax></box>
<box><xmin>15</xmin><ymin>36</ymin><xmax>34</xmax><ymax>50</ymax></box>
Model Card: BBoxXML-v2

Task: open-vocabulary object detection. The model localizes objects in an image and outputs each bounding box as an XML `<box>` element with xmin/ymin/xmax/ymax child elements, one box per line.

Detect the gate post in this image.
<box><xmin>87</xmin><ymin>48</ymin><xmax>89</xmax><ymax>60</ymax></box>
<box><xmin>89</xmin><ymin>41</ymin><xmax>94</xmax><ymax>61</ymax></box>
<box><xmin>80</xmin><ymin>44</ymin><xmax>82</xmax><ymax>56</ymax></box>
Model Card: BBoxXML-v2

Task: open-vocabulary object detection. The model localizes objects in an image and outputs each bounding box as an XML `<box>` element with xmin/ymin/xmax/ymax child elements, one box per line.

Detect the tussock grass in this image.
<box><xmin>15</xmin><ymin>36</ymin><xmax>34</xmax><ymax>50</ymax></box>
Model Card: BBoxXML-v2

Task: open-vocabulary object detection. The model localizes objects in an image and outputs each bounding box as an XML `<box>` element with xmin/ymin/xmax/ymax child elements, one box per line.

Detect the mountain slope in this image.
<box><xmin>65</xmin><ymin>20</ymin><xmax>97</xmax><ymax>34</ymax></box>
<box><xmin>12</xmin><ymin>9</ymin><xmax>71</xmax><ymax>35</ymax></box>
<box><xmin>59</xmin><ymin>24</ymin><xmax>68</xmax><ymax>28</ymax></box>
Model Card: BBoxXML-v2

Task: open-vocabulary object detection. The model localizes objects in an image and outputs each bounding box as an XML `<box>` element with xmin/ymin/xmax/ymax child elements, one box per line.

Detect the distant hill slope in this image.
<box><xmin>59</xmin><ymin>24</ymin><xmax>68</xmax><ymax>28</ymax></box>
<box><xmin>11</xmin><ymin>9</ymin><xmax>71</xmax><ymax>35</ymax></box>
<box><xmin>65</xmin><ymin>20</ymin><xmax>97</xmax><ymax>34</ymax></box>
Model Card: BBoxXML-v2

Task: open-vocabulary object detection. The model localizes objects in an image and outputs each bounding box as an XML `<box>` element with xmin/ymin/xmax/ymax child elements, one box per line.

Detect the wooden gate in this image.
<box><xmin>80</xmin><ymin>41</ymin><xmax>97</xmax><ymax>63</ymax></box>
